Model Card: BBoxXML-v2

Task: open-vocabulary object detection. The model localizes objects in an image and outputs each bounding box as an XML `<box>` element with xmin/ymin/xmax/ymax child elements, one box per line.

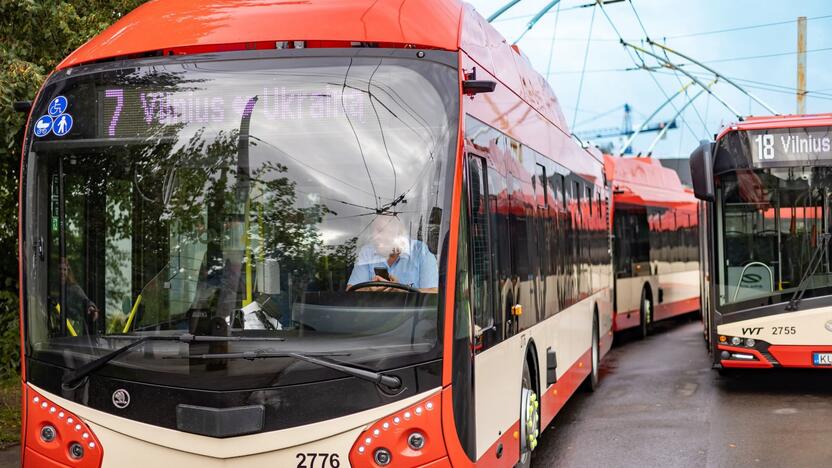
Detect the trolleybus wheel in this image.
<box><xmin>517</xmin><ymin>358</ymin><xmax>539</xmax><ymax>468</ymax></box>
<box><xmin>638</xmin><ymin>287</ymin><xmax>652</xmax><ymax>340</ymax></box>
<box><xmin>582</xmin><ymin>313</ymin><xmax>600</xmax><ymax>392</ymax></box>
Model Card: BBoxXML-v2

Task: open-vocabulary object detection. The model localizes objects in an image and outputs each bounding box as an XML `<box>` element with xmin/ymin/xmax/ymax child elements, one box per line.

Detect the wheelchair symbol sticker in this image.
<box><xmin>48</xmin><ymin>96</ymin><xmax>68</xmax><ymax>117</ymax></box>
<box><xmin>33</xmin><ymin>115</ymin><xmax>53</xmax><ymax>138</ymax></box>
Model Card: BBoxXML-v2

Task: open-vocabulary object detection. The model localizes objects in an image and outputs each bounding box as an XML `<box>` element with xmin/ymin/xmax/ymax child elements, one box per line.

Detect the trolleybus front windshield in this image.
<box><xmin>23</xmin><ymin>52</ymin><xmax>458</xmax><ymax>390</ymax></box>
<box><xmin>714</xmin><ymin>127</ymin><xmax>832</xmax><ymax>311</ymax></box>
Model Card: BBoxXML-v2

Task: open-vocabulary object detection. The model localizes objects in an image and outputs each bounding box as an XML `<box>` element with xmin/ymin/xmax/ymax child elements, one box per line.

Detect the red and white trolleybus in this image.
<box><xmin>605</xmin><ymin>155</ymin><xmax>699</xmax><ymax>338</ymax></box>
<box><xmin>17</xmin><ymin>1</ymin><xmax>613</xmax><ymax>466</ymax></box>
<box><xmin>691</xmin><ymin>113</ymin><xmax>832</xmax><ymax>370</ymax></box>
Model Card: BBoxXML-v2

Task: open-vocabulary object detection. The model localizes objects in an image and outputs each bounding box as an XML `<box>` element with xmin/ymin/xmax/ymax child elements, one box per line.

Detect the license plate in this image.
<box><xmin>812</xmin><ymin>353</ymin><xmax>832</xmax><ymax>366</ymax></box>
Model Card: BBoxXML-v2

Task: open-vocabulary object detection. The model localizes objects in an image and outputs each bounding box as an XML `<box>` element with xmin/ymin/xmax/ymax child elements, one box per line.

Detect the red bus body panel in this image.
<box><xmin>57</xmin><ymin>0</ymin><xmax>465</xmax><ymax>69</ymax></box>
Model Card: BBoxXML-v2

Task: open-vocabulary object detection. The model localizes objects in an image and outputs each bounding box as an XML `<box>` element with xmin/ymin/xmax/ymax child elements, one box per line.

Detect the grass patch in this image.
<box><xmin>0</xmin><ymin>379</ymin><xmax>19</xmax><ymax>449</ymax></box>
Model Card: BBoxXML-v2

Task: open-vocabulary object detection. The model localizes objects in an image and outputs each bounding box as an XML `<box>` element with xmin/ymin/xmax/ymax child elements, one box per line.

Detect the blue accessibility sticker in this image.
<box><xmin>33</xmin><ymin>115</ymin><xmax>53</xmax><ymax>138</ymax></box>
<box><xmin>48</xmin><ymin>96</ymin><xmax>68</xmax><ymax>117</ymax></box>
<box><xmin>52</xmin><ymin>114</ymin><xmax>73</xmax><ymax>137</ymax></box>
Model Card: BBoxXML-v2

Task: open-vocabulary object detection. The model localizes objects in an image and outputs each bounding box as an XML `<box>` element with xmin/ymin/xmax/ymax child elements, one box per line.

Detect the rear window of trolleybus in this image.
<box><xmin>713</xmin><ymin>126</ymin><xmax>832</xmax><ymax>311</ymax></box>
<box><xmin>22</xmin><ymin>50</ymin><xmax>459</xmax><ymax>390</ymax></box>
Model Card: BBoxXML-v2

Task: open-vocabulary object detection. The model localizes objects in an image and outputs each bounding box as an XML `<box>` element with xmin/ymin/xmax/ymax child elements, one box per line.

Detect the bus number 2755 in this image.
<box><xmin>296</xmin><ymin>453</ymin><xmax>340</xmax><ymax>468</ymax></box>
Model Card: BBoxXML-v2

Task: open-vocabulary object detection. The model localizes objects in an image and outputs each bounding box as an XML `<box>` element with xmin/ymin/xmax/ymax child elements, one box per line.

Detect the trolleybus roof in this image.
<box><xmin>57</xmin><ymin>0</ymin><xmax>465</xmax><ymax>70</ymax></box>
<box><xmin>717</xmin><ymin>113</ymin><xmax>832</xmax><ymax>140</ymax></box>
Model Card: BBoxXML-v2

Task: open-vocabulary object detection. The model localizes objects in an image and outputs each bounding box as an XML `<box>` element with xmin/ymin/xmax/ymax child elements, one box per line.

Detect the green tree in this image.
<box><xmin>0</xmin><ymin>0</ymin><xmax>144</xmax><ymax>377</ymax></box>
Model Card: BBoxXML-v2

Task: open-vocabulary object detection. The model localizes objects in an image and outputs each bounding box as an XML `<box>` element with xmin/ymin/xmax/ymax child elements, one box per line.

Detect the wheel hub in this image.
<box><xmin>520</xmin><ymin>387</ymin><xmax>540</xmax><ymax>453</ymax></box>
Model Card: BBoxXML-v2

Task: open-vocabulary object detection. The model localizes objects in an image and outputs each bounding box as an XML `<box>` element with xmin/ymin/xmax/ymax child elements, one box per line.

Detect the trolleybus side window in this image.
<box><xmin>486</xmin><ymin>166</ymin><xmax>507</xmax><ymax>342</ymax></box>
<box><xmin>466</xmin><ymin>155</ymin><xmax>497</xmax><ymax>350</ymax></box>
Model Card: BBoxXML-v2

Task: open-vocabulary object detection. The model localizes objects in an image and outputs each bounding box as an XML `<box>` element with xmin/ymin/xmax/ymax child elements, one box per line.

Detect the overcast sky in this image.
<box><xmin>467</xmin><ymin>0</ymin><xmax>832</xmax><ymax>158</ymax></box>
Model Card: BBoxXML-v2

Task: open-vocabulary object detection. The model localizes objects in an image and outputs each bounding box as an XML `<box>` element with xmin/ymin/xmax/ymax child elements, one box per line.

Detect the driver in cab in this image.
<box><xmin>347</xmin><ymin>216</ymin><xmax>438</xmax><ymax>293</ymax></box>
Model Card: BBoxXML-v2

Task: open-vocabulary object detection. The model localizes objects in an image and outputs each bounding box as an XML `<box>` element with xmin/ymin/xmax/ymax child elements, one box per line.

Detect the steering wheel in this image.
<box><xmin>348</xmin><ymin>281</ymin><xmax>420</xmax><ymax>293</ymax></box>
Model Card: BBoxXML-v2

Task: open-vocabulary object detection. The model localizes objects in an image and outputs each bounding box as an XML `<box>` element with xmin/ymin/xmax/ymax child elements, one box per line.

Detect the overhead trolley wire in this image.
<box><xmin>647</xmin><ymin>39</ymin><xmax>778</xmax><ymax>114</ymax></box>
<box><xmin>544</xmin><ymin>0</ymin><xmax>563</xmax><ymax>80</ymax></box>
<box><xmin>663</xmin><ymin>14</ymin><xmax>832</xmax><ymax>40</ymax></box>
<box><xmin>694</xmin><ymin>46</ymin><xmax>832</xmax><ymax>65</ymax></box>
<box><xmin>596</xmin><ymin>0</ymin><xmax>702</xmax><ymax>141</ymax></box>
<box><xmin>627</xmin><ymin>0</ymin><xmax>710</xmax><ymax>135</ymax></box>
<box><xmin>553</xmin><ymin>46</ymin><xmax>832</xmax><ymax>75</ymax></box>
<box><xmin>623</xmin><ymin>41</ymin><xmax>743</xmax><ymax>119</ymax></box>
<box><xmin>571</xmin><ymin>1</ymin><xmax>598</xmax><ymax>129</ymax></box>
<box><xmin>650</xmin><ymin>69</ymin><xmax>832</xmax><ymax>103</ymax></box>
<box><xmin>573</xmin><ymin>104</ymin><xmax>626</xmax><ymax>129</ymax></box>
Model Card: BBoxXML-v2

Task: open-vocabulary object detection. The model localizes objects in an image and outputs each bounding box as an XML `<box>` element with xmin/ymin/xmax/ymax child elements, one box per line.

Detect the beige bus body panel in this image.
<box><xmin>473</xmin><ymin>287</ymin><xmax>611</xmax><ymax>459</ymax></box>
<box><xmin>717</xmin><ymin>305</ymin><xmax>832</xmax><ymax>345</ymax></box>
<box><xmin>31</xmin><ymin>384</ymin><xmax>439</xmax><ymax>466</ymax></box>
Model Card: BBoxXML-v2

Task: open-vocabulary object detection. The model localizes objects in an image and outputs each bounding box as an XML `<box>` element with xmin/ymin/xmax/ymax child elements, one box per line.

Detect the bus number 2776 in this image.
<box><xmin>296</xmin><ymin>453</ymin><xmax>340</xmax><ymax>468</ymax></box>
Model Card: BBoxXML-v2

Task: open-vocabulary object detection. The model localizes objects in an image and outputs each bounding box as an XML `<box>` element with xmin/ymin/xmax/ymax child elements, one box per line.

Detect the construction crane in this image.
<box><xmin>574</xmin><ymin>103</ymin><xmax>676</xmax><ymax>152</ymax></box>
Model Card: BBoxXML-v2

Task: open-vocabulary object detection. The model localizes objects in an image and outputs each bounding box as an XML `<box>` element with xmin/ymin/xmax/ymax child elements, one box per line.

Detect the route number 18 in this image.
<box><xmin>754</xmin><ymin>134</ymin><xmax>775</xmax><ymax>160</ymax></box>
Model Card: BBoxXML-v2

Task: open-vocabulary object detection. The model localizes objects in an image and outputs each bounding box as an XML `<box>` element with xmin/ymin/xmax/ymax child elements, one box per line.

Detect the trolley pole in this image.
<box><xmin>797</xmin><ymin>16</ymin><xmax>807</xmax><ymax>114</ymax></box>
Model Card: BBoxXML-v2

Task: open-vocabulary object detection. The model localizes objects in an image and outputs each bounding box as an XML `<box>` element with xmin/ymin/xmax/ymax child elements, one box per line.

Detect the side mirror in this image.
<box><xmin>462</xmin><ymin>80</ymin><xmax>497</xmax><ymax>96</ymax></box>
<box><xmin>690</xmin><ymin>140</ymin><xmax>715</xmax><ymax>202</ymax></box>
<box><xmin>13</xmin><ymin>101</ymin><xmax>32</xmax><ymax>113</ymax></box>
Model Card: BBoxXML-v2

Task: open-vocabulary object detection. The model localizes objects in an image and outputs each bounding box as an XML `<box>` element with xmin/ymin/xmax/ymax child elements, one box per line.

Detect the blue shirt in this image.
<box><xmin>348</xmin><ymin>240</ymin><xmax>438</xmax><ymax>289</ymax></box>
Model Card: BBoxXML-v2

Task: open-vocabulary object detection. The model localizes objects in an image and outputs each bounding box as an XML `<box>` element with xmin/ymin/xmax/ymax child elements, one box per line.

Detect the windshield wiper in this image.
<box><xmin>61</xmin><ymin>333</ymin><xmax>285</xmax><ymax>389</ymax></box>
<box><xmin>786</xmin><ymin>233</ymin><xmax>832</xmax><ymax>311</ymax></box>
<box><xmin>184</xmin><ymin>350</ymin><xmax>403</xmax><ymax>390</ymax></box>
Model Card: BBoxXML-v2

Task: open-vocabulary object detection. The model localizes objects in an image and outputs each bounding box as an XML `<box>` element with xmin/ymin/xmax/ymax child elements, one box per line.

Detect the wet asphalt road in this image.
<box><xmin>531</xmin><ymin>315</ymin><xmax>832</xmax><ymax>468</ymax></box>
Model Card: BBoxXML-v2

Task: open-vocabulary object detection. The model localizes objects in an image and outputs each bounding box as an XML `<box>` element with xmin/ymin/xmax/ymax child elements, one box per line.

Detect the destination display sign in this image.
<box><xmin>748</xmin><ymin>126</ymin><xmax>832</xmax><ymax>167</ymax></box>
<box><xmin>98</xmin><ymin>86</ymin><xmax>367</xmax><ymax>138</ymax></box>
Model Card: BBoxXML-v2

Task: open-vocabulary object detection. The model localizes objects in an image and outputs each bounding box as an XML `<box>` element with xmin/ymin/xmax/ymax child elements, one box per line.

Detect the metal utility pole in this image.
<box><xmin>797</xmin><ymin>16</ymin><xmax>807</xmax><ymax>114</ymax></box>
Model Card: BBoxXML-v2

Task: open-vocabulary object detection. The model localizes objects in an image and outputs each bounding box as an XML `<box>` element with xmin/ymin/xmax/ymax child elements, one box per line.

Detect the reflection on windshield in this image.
<box><xmin>25</xmin><ymin>52</ymin><xmax>458</xmax><ymax>387</ymax></box>
<box><xmin>716</xmin><ymin>166</ymin><xmax>832</xmax><ymax>306</ymax></box>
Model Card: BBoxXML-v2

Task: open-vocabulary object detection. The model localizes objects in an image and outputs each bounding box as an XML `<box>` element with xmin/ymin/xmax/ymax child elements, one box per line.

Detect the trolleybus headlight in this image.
<box><xmin>69</xmin><ymin>442</ymin><xmax>84</xmax><ymax>459</ymax></box>
<box><xmin>730</xmin><ymin>336</ymin><xmax>742</xmax><ymax>346</ymax></box>
<box><xmin>745</xmin><ymin>338</ymin><xmax>756</xmax><ymax>348</ymax></box>
<box><xmin>407</xmin><ymin>432</ymin><xmax>426</xmax><ymax>450</ymax></box>
<box><xmin>720</xmin><ymin>351</ymin><xmax>731</xmax><ymax>360</ymax></box>
<box><xmin>373</xmin><ymin>448</ymin><xmax>392</xmax><ymax>466</ymax></box>
<box><xmin>40</xmin><ymin>425</ymin><xmax>56</xmax><ymax>442</ymax></box>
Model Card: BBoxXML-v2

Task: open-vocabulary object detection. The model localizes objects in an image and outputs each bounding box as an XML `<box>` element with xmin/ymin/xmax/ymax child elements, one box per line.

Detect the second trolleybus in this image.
<box><xmin>605</xmin><ymin>155</ymin><xmax>699</xmax><ymax>338</ymax></box>
<box><xmin>691</xmin><ymin>113</ymin><xmax>832</xmax><ymax>370</ymax></box>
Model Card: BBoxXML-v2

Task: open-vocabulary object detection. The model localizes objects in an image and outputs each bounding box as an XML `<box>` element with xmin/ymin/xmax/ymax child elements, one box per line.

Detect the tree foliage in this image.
<box><xmin>0</xmin><ymin>0</ymin><xmax>144</xmax><ymax>377</ymax></box>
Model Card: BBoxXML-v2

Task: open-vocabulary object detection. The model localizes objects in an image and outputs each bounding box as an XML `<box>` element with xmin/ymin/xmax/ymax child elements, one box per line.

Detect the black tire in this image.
<box><xmin>582</xmin><ymin>313</ymin><xmax>600</xmax><ymax>392</ymax></box>
<box><xmin>638</xmin><ymin>287</ymin><xmax>652</xmax><ymax>340</ymax></box>
<box><xmin>517</xmin><ymin>358</ymin><xmax>539</xmax><ymax>468</ymax></box>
